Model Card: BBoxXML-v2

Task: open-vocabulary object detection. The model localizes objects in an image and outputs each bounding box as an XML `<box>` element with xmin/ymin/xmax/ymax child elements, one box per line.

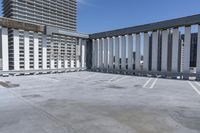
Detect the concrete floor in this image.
<box><xmin>0</xmin><ymin>71</ymin><xmax>200</xmax><ymax>133</ymax></box>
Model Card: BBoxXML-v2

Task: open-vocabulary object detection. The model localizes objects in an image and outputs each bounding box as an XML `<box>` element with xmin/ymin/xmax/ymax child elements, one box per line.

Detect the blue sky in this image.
<box><xmin>1</xmin><ymin>0</ymin><xmax>200</xmax><ymax>34</ymax></box>
<box><xmin>77</xmin><ymin>0</ymin><xmax>200</xmax><ymax>33</ymax></box>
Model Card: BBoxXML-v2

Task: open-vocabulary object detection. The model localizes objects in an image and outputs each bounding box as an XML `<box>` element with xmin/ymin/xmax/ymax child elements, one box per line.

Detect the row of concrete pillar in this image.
<box><xmin>92</xmin><ymin>25</ymin><xmax>200</xmax><ymax>80</ymax></box>
<box><xmin>0</xmin><ymin>28</ymin><xmax>87</xmax><ymax>71</ymax></box>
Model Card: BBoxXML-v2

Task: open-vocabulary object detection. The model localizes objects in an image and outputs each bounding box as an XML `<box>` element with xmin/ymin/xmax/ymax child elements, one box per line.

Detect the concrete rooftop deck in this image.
<box><xmin>0</xmin><ymin>72</ymin><xmax>200</xmax><ymax>133</ymax></box>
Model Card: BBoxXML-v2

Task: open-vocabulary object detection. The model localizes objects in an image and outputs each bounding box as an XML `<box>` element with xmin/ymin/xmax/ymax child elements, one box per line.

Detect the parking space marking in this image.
<box><xmin>150</xmin><ymin>78</ymin><xmax>158</xmax><ymax>89</ymax></box>
<box><xmin>143</xmin><ymin>78</ymin><xmax>152</xmax><ymax>88</ymax></box>
<box><xmin>188</xmin><ymin>81</ymin><xmax>200</xmax><ymax>96</ymax></box>
<box><xmin>195</xmin><ymin>82</ymin><xmax>200</xmax><ymax>87</ymax></box>
<box><xmin>112</xmin><ymin>76</ymin><xmax>129</xmax><ymax>83</ymax></box>
<box><xmin>107</xmin><ymin>75</ymin><xmax>121</xmax><ymax>83</ymax></box>
<box><xmin>84</xmin><ymin>73</ymin><xmax>98</xmax><ymax>80</ymax></box>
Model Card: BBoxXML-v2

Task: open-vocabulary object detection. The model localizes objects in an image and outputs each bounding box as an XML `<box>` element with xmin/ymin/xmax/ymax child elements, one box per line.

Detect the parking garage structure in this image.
<box><xmin>0</xmin><ymin>17</ymin><xmax>88</xmax><ymax>72</ymax></box>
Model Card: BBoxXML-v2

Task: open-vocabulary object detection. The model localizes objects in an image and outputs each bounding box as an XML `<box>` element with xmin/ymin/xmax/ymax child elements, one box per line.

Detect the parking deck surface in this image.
<box><xmin>0</xmin><ymin>72</ymin><xmax>200</xmax><ymax>133</ymax></box>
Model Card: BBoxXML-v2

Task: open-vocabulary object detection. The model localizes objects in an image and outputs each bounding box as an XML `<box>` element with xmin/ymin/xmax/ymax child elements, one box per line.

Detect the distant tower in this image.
<box><xmin>2</xmin><ymin>0</ymin><xmax>77</xmax><ymax>31</ymax></box>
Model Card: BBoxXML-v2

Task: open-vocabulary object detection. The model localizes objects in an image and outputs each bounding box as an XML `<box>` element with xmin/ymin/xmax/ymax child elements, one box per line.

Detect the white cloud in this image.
<box><xmin>77</xmin><ymin>0</ymin><xmax>94</xmax><ymax>7</ymax></box>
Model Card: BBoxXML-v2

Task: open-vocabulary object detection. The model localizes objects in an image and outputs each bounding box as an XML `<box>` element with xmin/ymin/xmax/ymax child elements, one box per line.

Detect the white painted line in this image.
<box><xmin>195</xmin><ymin>81</ymin><xmax>200</xmax><ymax>87</ymax></box>
<box><xmin>107</xmin><ymin>75</ymin><xmax>120</xmax><ymax>83</ymax></box>
<box><xmin>113</xmin><ymin>76</ymin><xmax>128</xmax><ymax>83</ymax></box>
<box><xmin>84</xmin><ymin>73</ymin><xmax>97</xmax><ymax>80</ymax></box>
<box><xmin>150</xmin><ymin>78</ymin><xmax>158</xmax><ymax>89</ymax></box>
<box><xmin>188</xmin><ymin>81</ymin><xmax>200</xmax><ymax>96</ymax></box>
<box><xmin>143</xmin><ymin>78</ymin><xmax>152</xmax><ymax>88</ymax></box>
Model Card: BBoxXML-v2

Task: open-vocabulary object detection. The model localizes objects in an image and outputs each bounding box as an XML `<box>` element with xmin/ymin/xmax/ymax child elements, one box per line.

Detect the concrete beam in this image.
<box><xmin>46</xmin><ymin>26</ymin><xmax>89</xmax><ymax>39</ymax></box>
<box><xmin>0</xmin><ymin>17</ymin><xmax>44</xmax><ymax>32</ymax></box>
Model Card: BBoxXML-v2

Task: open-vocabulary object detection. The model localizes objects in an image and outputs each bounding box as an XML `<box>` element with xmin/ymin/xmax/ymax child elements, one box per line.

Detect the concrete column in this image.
<box><xmin>128</xmin><ymin>34</ymin><xmax>133</xmax><ymax>70</ymax></box>
<box><xmin>50</xmin><ymin>59</ymin><xmax>55</xmax><ymax>69</ymax></box>
<box><xmin>135</xmin><ymin>33</ymin><xmax>141</xmax><ymax>71</ymax></box>
<box><xmin>76</xmin><ymin>60</ymin><xmax>80</xmax><ymax>68</ymax></box>
<box><xmin>196</xmin><ymin>25</ymin><xmax>200</xmax><ymax>80</ymax></box>
<box><xmin>109</xmin><ymin>37</ymin><xmax>114</xmax><ymax>69</ymax></box>
<box><xmin>24</xmin><ymin>31</ymin><xmax>30</xmax><ymax>70</ymax></box>
<box><xmin>97</xmin><ymin>39</ymin><xmax>100</xmax><ymax>68</ymax></box>
<box><xmin>42</xmin><ymin>35</ymin><xmax>47</xmax><ymax>69</ymax></box>
<box><xmin>99</xmin><ymin>38</ymin><xmax>103</xmax><ymax>69</ymax></box>
<box><xmin>161</xmin><ymin>30</ymin><xmax>169</xmax><ymax>72</ymax></box>
<box><xmin>64</xmin><ymin>58</ymin><xmax>69</xmax><ymax>68</ymax></box>
<box><xmin>58</xmin><ymin>59</ymin><xmax>62</xmax><ymax>69</ymax></box>
<box><xmin>96</xmin><ymin>39</ymin><xmax>99</xmax><ymax>68</ymax></box>
<box><xmin>81</xmin><ymin>39</ymin><xmax>86</xmax><ymax>68</ymax></box>
<box><xmin>34</xmin><ymin>33</ymin><xmax>39</xmax><ymax>69</ymax></box>
<box><xmin>143</xmin><ymin>32</ymin><xmax>149</xmax><ymax>72</ymax></box>
<box><xmin>92</xmin><ymin>39</ymin><xmax>96</xmax><ymax>68</ymax></box>
<box><xmin>115</xmin><ymin>36</ymin><xmax>120</xmax><ymax>70</ymax></box>
<box><xmin>104</xmin><ymin>38</ymin><xmax>108</xmax><ymax>69</ymax></box>
<box><xmin>171</xmin><ymin>28</ymin><xmax>179</xmax><ymax>73</ymax></box>
<box><xmin>71</xmin><ymin>57</ymin><xmax>74</xmax><ymax>68</ymax></box>
<box><xmin>183</xmin><ymin>26</ymin><xmax>191</xmax><ymax>79</ymax></box>
<box><xmin>121</xmin><ymin>35</ymin><xmax>126</xmax><ymax>70</ymax></box>
<box><xmin>76</xmin><ymin>41</ymin><xmax>81</xmax><ymax>68</ymax></box>
<box><xmin>152</xmin><ymin>31</ymin><xmax>159</xmax><ymax>72</ymax></box>
<box><xmin>13</xmin><ymin>29</ymin><xmax>20</xmax><ymax>71</ymax></box>
<box><xmin>76</xmin><ymin>57</ymin><xmax>80</xmax><ymax>68</ymax></box>
<box><xmin>1</xmin><ymin>28</ymin><xmax>9</xmax><ymax>71</ymax></box>
<box><xmin>58</xmin><ymin>41</ymin><xmax>62</xmax><ymax>69</ymax></box>
<box><xmin>95</xmin><ymin>39</ymin><xmax>98</xmax><ymax>68</ymax></box>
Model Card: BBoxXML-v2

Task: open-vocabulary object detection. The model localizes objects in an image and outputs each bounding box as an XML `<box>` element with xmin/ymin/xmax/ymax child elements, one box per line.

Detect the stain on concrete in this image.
<box><xmin>169</xmin><ymin>108</ymin><xmax>200</xmax><ymax>130</ymax></box>
<box><xmin>0</xmin><ymin>81</ymin><xmax>19</xmax><ymax>88</ymax></box>
<box><xmin>107</xmin><ymin>85</ymin><xmax>125</xmax><ymax>89</ymax></box>
<box><xmin>22</xmin><ymin>94</ymin><xmax>42</xmax><ymax>98</ymax></box>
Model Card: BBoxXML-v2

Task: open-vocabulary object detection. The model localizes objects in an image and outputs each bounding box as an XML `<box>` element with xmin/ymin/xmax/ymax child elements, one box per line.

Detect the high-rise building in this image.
<box><xmin>3</xmin><ymin>0</ymin><xmax>77</xmax><ymax>31</ymax></box>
